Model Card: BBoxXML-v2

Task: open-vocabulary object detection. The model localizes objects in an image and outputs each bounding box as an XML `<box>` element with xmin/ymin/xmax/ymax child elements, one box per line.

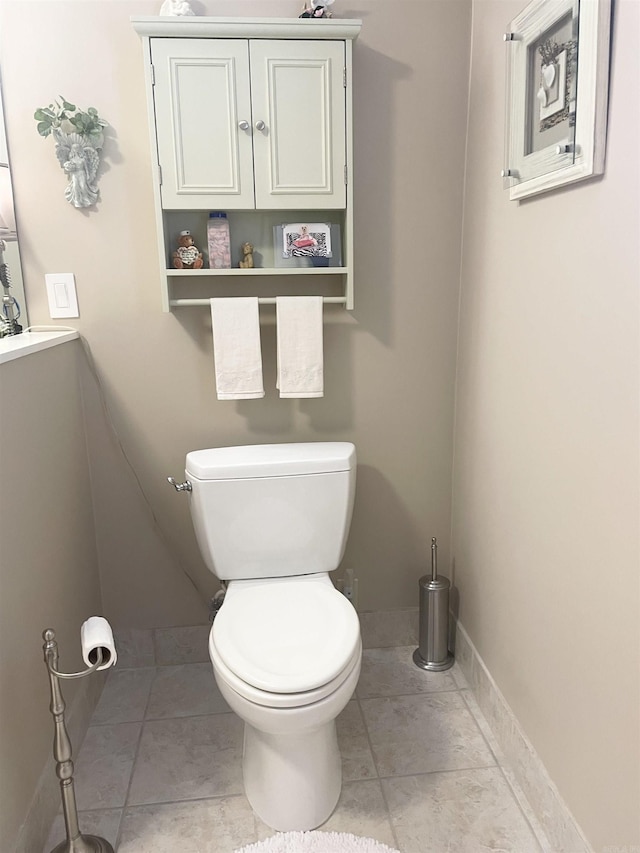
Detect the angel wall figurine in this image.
<box><xmin>54</xmin><ymin>131</ymin><xmax>100</xmax><ymax>208</ymax></box>
<box><xmin>35</xmin><ymin>99</ymin><xmax>107</xmax><ymax>209</ymax></box>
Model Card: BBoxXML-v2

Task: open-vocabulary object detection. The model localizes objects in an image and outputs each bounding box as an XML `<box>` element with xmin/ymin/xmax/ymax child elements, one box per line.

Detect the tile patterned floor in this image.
<box><xmin>43</xmin><ymin>646</ymin><xmax>550</xmax><ymax>853</ymax></box>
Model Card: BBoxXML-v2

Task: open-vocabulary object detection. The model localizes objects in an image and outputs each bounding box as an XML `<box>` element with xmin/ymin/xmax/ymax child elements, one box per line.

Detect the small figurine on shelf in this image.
<box><xmin>238</xmin><ymin>242</ymin><xmax>254</xmax><ymax>269</ymax></box>
<box><xmin>173</xmin><ymin>230</ymin><xmax>204</xmax><ymax>269</ymax></box>
<box><xmin>300</xmin><ymin>0</ymin><xmax>334</xmax><ymax>17</ymax></box>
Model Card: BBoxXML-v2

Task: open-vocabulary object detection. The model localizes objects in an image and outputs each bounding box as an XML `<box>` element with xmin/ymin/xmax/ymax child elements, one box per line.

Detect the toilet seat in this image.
<box><xmin>211</xmin><ymin>574</ymin><xmax>361</xmax><ymax>700</ymax></box>
<box><xmin>210</xmin><ymin>631</ymin><xmax>361</xmax><ymax>709</ymax></box>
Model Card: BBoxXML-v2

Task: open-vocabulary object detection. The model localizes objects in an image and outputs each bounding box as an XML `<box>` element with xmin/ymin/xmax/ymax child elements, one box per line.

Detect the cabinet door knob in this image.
<box><xmin>255</xmin><ymin>120</ymin><xmax>266</xmax><ymax>132</ymax></box>
<box><xmin>238</xmin><ymin>120</ymin><xmax>250</xmax><ymax>131</ymax></box>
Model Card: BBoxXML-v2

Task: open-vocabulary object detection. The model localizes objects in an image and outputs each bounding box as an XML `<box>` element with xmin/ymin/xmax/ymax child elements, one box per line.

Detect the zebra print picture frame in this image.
<box><xmin>282</xmin><ymin>222</ymin><xmax>332</xmax><ymax>259</ymax></box>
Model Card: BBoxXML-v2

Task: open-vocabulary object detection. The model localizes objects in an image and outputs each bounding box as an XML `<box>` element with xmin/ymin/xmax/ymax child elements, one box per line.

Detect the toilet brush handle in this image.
<box><xmin>431</xmin><ymin>537</ymin><xmax>438</xmax><ymax>581</ymax></box>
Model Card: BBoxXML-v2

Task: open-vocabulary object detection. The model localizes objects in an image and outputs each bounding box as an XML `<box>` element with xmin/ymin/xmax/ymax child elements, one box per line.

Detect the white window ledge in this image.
<box><xmin>0</xmin><ymin>330</ymin><xmax>79</xmax><ymax>365</ymax></box>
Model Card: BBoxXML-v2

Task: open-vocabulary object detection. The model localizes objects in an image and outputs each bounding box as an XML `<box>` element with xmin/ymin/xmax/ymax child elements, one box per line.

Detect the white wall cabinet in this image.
<box><xmin>132</xmin><ymin>17</ymin><xmax>361</xmax><ymax>312</ymax></box>
<box><xmin>152</xmin><ymin>38</ymin><xmax>346</xmax><ymax>211</ymax></box>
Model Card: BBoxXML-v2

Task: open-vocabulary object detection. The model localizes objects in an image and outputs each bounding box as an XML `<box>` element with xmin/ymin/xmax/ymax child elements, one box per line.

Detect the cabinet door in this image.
<box><xmin>151</xmin><ymin>38</ymin><xmax>255</xmax><ymax>210</ymax></box>
<box><xmin>249</xmin><ymin>40</ymin><xmax>346</xmax><ymax>210</ymax></box>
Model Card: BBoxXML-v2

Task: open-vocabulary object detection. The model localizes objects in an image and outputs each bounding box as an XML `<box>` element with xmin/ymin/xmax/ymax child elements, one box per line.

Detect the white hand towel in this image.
<box><xmin>210</xmin><ymin>297</ymin><xmax>264</xmax><ymax>400</ymax></box>
<box><xmin>276</xmin><ymin>296</ymin><xmax>324</xmax><ymax>398</ymax></box>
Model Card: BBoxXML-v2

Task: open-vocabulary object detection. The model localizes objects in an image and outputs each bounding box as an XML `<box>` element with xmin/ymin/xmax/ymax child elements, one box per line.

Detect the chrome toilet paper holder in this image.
<box><xmin>43</xmin><ymin>627</ymin><xmax>116</xmax><ymax>853</ymax></box>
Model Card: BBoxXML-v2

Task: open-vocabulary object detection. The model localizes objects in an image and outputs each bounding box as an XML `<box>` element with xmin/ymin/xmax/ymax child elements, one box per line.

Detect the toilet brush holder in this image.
<box><xmin>43</xmin><ymin>627</ymin><xmax>116</xmax><ymax>853</ymax></box>
<box><xmin>413</xmin><ymin>537</ymin><xmax>454</xmax><ymax>672</ymax></box>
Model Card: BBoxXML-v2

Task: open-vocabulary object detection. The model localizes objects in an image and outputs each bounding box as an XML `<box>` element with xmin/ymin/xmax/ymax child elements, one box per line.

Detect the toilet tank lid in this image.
<box><xmin>185</xmin><ymin>442</ymin><xmax>356</xmax><ymax>480</ymax></box>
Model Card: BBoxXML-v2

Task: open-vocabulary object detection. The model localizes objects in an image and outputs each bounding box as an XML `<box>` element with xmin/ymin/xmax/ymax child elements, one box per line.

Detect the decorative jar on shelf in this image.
<box><xmin>207</xmin><ymin>212</ymin><xmax>231</xmax><ymax>269</ymax></box>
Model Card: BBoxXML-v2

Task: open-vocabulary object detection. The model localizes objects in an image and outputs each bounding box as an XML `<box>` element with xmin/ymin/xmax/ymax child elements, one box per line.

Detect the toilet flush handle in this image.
<box><xmin>167</xmin><ymin>477</ymin><xmax>192</xmax><ymax>493</ymax></box>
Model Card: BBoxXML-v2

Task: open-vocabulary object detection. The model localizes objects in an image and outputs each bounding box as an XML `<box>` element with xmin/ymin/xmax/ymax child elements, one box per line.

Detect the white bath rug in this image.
<box><xmin>234</xmin><ymin>831</ymin><xmax>400</xmax><ymax>853</ymax></box>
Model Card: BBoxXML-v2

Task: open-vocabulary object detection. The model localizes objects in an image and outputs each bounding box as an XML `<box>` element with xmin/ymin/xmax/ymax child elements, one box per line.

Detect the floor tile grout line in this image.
<box><xmin>43</xmin><ymin>808</ymin><xmax>125</xmax><ymax>853</ymax></box>
<box><xmin>69</xmin><ymin>805</ymin><xmax>126</xmax><ymax>817</ymax></box>
<box><xmin>374</xmin><ymin>779</ymin><xmax>402</xmax><ymax>853</ymax></box>
<box><xmin>110</xmin><ymin>661</ymin><xmax>211</xmax><ymax>672</ymax></box>
<box><xmin>354</xmin><ymin>690</ymin><xmax>402</xmax><ymax>852</ymax></box>
<box><xmin>356</xmin><ymin>685</ymin><xmax>461</xmax><ymax>701</ymax></box>
<box><xmin>150</xmin><ymin>628</ymin><xmax>160</xmax><ymax>669</ymax></box>
<box><xmin>92</xmin><ymin>663</ymin><xmax>230</xmax><ymax>727</ymax></box>
<box><xmin>140</xmin><ymin>709</ymin><xmax>239</xmax><ymax>725</ymax></box>
<box><xmin>90</xmin><ymin>666</ymin><xmax>157</xmax><ymax>727</ymax></box>
<box><xmin>457</xmin><ymin>684</ymin><xmax>503</xmax><ymax>765</ymax></box>
<box><xmin>457</xmin><ymin>687</ymin><xmax>550</xmax><ymax>852</ymax></box>
<box><xmin>77</xmin><ymin>681</ymin><xmax>148</xmax><ymax>851</ymax></box>
<box><xmin>88</xmin><ymin>709</ymin><xmax>234</xmax><ymax>727</ymax></box>
<box><xmin>146</xmin><ymin>708</ymin><xmax>233</xmax><ymax>723</ymax></box>
<box><xmin>353</xmin><ymin>691</ymin><xmax>382</xmax><ymax>781</ymax></box>
<box><xmin>140</xmin><ymin>665</ymin><xmax>159</xmax><ymax>723</ymax></box>
<box><xmin>355</xmin><ymin>677</ymin><xmax>511</xmax><ymax>852</ymax></box>
<box><xmin>114</xmin><ymin>665</ymin><xmax>159</xmax><ymax>850</ymax></box>
<box><xmin>375</xmin><ymin>762</ymin><xmax>504</xmax><ymax>781</ymax></box>
<box><xmin>118</xmin><ymin>791</ymin><xmax>249</xmax><ymax>811</ymax></box>
<box><xmin>494</xmin><ymin>763</ymin><xmax>548</xmax><ymax>853</ymax></box>
<box><xmin>86</xmin><ymin>669</ymin><xmax>257</xmax><ymax>846</ymax></box>
<box><xmin>113</xmin><ymin>730</ymin><xmax>142</xmax><ymax>850</ymax></box>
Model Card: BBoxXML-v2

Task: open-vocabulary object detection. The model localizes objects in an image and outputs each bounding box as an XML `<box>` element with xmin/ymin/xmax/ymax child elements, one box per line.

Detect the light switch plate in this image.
<box><xmin>45</xmin><ymin>273</ymin><xmax>79</xmax><ymax>318</ymax></box>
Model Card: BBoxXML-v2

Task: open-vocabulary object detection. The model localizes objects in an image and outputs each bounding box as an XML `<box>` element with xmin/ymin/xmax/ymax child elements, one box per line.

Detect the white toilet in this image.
<box><xmin>183</xmin><ymin>442</ymin><xmax>361</xmax><ymax>831</ymax></box>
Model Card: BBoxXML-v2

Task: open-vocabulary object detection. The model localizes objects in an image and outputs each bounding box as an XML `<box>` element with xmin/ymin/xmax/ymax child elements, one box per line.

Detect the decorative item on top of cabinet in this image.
<box><xmin>159</xmin><ymin>0</ymin><xmax>195</xmax><ymax>16</ymax></box>
<box><xmin>131</xmin><ymin>16</ymin><xmax>361</xmax><ymax>312</ymax></box>
<box><xmin>300</xmin><ymin>0</ymin><xmax>334</xmax><ymax>18</ymax></box>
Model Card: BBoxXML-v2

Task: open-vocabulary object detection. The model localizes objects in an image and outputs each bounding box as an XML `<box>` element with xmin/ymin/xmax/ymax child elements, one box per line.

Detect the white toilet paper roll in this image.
<box><xmin>81</xmin><ymin>616</ymin><xmax>117</xmax><ymax>671</ymax></box>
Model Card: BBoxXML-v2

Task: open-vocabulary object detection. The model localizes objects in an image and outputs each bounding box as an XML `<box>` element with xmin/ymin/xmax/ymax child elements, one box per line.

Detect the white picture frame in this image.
<box><xmin>503</xmin><ymin>0</ymin><xmax>612</xmax><ymax>200</ymax></box>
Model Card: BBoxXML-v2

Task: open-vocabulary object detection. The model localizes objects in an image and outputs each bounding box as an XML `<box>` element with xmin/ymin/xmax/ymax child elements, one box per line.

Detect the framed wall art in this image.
<box><xmin>502</xmin><ymin>0</ymin><xmax>612</xmax><ymax>200</ymax></box>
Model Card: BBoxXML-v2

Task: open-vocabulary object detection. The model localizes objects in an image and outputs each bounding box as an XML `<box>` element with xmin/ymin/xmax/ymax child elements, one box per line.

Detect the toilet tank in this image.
<box><xmin>185</xmin><ymin>443</ymin><xmax>356</xmax><ymax>581</ymax></box>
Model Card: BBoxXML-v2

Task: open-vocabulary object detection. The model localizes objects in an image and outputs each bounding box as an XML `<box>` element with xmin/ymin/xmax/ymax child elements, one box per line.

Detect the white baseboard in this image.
<box><xmin>453</xmin><ymin>620</ymin><xmax>593</xmax><ymax>853</ymax></box>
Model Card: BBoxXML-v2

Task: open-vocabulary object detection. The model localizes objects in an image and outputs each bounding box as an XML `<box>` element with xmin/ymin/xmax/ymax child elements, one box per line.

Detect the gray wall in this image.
<box><xmin>0</xmin><ymin>341</ymin><xmax>103</xmax><ymax>851</ymax></box>
<box><xmin>452</xmin><ymin>0</ymin><xmax>640</xmax><ymax>847</ymax></box>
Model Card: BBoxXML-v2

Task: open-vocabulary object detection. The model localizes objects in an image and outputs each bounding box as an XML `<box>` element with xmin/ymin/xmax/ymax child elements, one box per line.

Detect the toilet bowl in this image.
<box><xmin>180</xmin><ymin>442</ymin><xmax>360</xmax><ymax>831</ymax></box>
<box><xmin>210</xmin><ymin>575</ymin><xmax>361</xmax><ymax>830</ymax></box>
